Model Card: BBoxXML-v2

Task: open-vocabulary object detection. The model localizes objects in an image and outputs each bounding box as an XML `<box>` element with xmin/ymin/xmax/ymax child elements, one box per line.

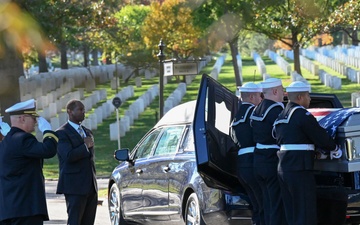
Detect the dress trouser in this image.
<box><xmin>237</xmin><ymin>154</ymin><xmax>265</xmax><ymax>225</ymax></box>
<box><xmin>254</xmin><ymin>148</ymin><xmax>287</xmax><ymax>225</ymax></box>
<box><xmin>65</xmin><ymin>189</ymin><xmax>98</xmax><ymax>225</ymax></box>
<box><xmin>278</xmin><ymin>170</ymin><xmax>317</xmax><ymax>225</ymax></box>
<box><xmin>0</xmin><ymin>215</ymin><xmax>43</xmax><ymax>225</ymax></box>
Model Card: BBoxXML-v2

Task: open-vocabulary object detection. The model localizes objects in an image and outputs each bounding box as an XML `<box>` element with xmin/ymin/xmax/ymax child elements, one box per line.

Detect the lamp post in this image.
<box><xmin>157</xmin><ymin>39</ymin><xmax>166</xmax><ymax>119</ymax></box>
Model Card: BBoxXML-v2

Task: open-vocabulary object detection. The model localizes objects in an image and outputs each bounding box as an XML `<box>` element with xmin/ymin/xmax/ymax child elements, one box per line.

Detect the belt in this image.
<box><xmin>280</xmin><ymin>144</ymin><xmax>315</xmax><ymax>151</ymax></box>
<box><xmin>238</xmin><ymin>147</ymin><xmax>255</xmax><ymax>155</ymax></box>
<box><xmin>256</xmin><ymin>143</ymin><xmax>280</xmax><ymax>149</ymax></box>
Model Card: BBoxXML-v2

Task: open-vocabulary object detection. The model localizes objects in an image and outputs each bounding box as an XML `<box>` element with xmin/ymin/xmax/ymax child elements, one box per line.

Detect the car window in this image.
<box><xmin>153</xmin><ymin>126</ymin><xmax>185</xmax><ymax>156</ymax></box>
<box><xmin>133</xmin><ymin>129</ymin><xmax>161</xmax><ymax>159</ymax></box>
<box><xmin>181</xmin><ymin>126</ymin><xmax>194</xmax><ymax>152</ymax></box>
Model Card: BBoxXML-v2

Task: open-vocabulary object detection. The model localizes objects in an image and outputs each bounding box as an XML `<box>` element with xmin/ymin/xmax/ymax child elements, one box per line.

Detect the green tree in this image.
<box><xmin>192</xmin><ymin>0</ymin><xmax>244</xmax><ymax>86</ymax></box>
<box><xmin>329</xmin><ymin>0</ymin><xmax>360</xmax><ymax>45</ymax></box>
<box><xmin>113</xmin><ymin>5</ymin><xmax>155</xmax><ymax>83</ymax></box>
<box><xmin>241</xmin><ymin>0</ymin><xmax>341</xmax><ymax>75</ymax></box>
<box><xmin>238</xmin><ymin>31</ymin><xmax>275</xmax><ymax>57</ymax></box>
<box><xmin>142</xmin><ymin>0</ymin><xmax>204</xmax><ymax>59</ymax></box>
<box><xmin>19</xmin><ymin>0</ymin><xmax>122</xmax><ymax>70</ymax></box>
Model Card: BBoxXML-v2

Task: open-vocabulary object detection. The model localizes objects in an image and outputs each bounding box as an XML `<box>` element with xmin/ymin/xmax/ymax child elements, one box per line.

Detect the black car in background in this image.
<box><xmin>107</xmin><ymin>100</ymin><xmax>252</xmax><ymax>225</ymax></box>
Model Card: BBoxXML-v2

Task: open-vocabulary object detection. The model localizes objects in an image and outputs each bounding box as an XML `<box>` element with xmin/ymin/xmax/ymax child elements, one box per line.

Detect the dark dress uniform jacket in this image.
<box><xmin>274</xmin><ymin>102</ymin><xmax>337</xmax><ymax>225</ymax></box>
<box><xmin>0</xmin><ymin>127</ymin><xmax>58</xmax><ymax>221</ymax></box>
<box><xmin>275</xmin><ymin>102</ymin><xmax>337</xmax><ymax>171</ymax></box>
<box><xmin>230</xmin><ymin>103</ymin><xmax>256</xmax><ymax>167</ymax></box>
<box><xmin>56</xmin><ymin>123</ymin><xmax>97</xmax><ymax>195</ymax></box>
<box><xmin>251</xmin><ymin>99</ymin><xmax>284</xmax><ymax>167</ymax></box>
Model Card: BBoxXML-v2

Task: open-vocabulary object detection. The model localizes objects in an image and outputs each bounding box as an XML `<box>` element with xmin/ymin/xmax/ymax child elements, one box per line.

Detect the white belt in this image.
<box><xmin>280</xmin><ymin>144</ymin><xmax>315</xmax><ymax>151</ymax></box>
<box><xmin>238</xmin><ymin>147</ymin><xmax>255</xmax><ymax>155</ymax></box>
<box><xmin>256</xmin><ymin>143</ymin><xmax>280</xmax><ymax>149</ymax></box>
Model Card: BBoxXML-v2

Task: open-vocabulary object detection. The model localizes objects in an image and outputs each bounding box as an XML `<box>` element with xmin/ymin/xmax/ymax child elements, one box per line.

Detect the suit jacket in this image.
<box><xmin>56</xmin><ymin>123</ymin><xmax>97</xmax><ymax>195</ymax></box>
<box><xmin>0</xmin><ymin>127</ymin><xmax>58</xmax><ymax>221</ymax></box>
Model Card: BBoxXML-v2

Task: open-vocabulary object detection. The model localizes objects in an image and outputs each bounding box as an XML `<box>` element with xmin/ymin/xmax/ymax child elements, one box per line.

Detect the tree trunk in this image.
<box><xmin>229</xmin><ymin>38</ymin><xmax>242</xmax><ymax>86</ymax></box>
<box><xmin>38</xmin><ymin>49</ymin><xmax>48</xmax><ymax>73</ymax></box>
<box><xmin>292</xmin><ymin>35</ymin><xmax>302</xmax><ymax>75</ymax></box>
<box><xmin>352</xmin><ymin>29</ymin><xmax>359</xmax><ymax>46</ymax></box>
<box><xmin>60</xmin><ymin>41</ymin><xmax>68</xmax><ymax>69</ymax></box>
<box><xmin>342</xmin><ymin>30</ymin><xmax>349</xmax><ymax>45</ymax></box>
<box><xmin>0</xmin><ymin>46</ymin><xmax>23</xmax><ymax>123</ymax></box>
<box><xmin>91</xmin><ymin>49</ymin><xmax>99</xmax><ymax>66</ymax></box>
<box><xmin>83</xmin><ymin>44</ymin><xmax>89</xmax><ymax>67</ymax></box>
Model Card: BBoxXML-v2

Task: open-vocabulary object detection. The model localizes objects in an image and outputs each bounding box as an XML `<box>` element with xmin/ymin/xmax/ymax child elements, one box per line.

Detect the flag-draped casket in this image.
<box><xmin>310</xmin><ymin>107</ymin><xmax>360</xmax><ymax>172</ymax></box>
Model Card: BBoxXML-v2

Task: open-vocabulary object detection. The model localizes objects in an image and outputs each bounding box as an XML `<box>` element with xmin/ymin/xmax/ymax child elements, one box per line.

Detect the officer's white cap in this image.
<box><xmin>286</xmin><ymin>81</ymin><xmax>311</xmax><ymax>92</ymax></box>
<box><xmin>261</xmin><ymin>78</ymin><xmax>282</xmax><ymax>89</ymax></box>
<box><xmin>5</xmin><ymin>99</ymin><xmax>39</xmax><ymax>116</ymax></box>
<box><xmin>239</xmin><ymin>82</ymin><xmax>262</xmax><ymax>93</ymax></box>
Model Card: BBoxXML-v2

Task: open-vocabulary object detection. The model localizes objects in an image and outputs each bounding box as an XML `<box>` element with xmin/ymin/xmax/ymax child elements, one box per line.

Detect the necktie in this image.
<box><xmin>78</xmin><ymin>126</ymin><xmax>85</xmax><ymax>138</ymax></box>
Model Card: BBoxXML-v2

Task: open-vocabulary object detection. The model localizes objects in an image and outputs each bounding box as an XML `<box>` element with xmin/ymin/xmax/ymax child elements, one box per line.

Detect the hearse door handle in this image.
<box><xmin>163</xmin><ymin>166</ymin><xmax>170</xmax><ymax>172</ymax></box>
<box><xmin>135</xmin><ymin>169</ymin><xmax>143</xmax><ymax>174</ymax></box>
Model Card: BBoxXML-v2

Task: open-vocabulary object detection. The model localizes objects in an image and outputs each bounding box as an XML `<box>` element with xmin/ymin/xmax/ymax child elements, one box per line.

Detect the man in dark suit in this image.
<box><xmin>0</xmin><ymin>99</ymin><xmax>58</xmax><ymax>225</ymax></box>
<box><xmin>56</xmin><ymin>99</ymin><xmax>97</xmax><ymax>225</ymax></box>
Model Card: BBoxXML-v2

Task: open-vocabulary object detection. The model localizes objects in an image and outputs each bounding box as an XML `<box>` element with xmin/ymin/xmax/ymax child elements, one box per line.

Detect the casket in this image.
<box><xmin>311</xmin><ymin>108</ymin><xmax>360</xmax><ymax>172</ymax></box>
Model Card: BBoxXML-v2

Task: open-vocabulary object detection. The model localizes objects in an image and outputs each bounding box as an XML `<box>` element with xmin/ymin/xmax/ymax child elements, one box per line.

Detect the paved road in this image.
<box><xmin>44</xmin><ymin>178</ymin><xmax>111</xmax><ymax>225</ymax></box>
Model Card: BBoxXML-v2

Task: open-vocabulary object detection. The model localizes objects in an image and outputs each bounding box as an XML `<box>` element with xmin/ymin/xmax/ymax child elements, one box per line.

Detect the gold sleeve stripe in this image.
<box><xmin>43</xmin><ymin>133</ymin><xmax>59</xmax><ymax>143</ymax></box>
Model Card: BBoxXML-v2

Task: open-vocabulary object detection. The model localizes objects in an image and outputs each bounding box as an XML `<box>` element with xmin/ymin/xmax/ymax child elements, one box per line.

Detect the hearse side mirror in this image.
<box><xmin>114</xmin><ymin>149</ymin><xmax>130</xmax><ymax>162</ymax></box>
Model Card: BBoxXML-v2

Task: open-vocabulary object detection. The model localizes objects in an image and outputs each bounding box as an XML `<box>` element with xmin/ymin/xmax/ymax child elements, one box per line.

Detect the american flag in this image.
<box><xmin>308</xmin><ymin>108</ymin><xmax>341</xmax><ymax>121</ymax></box>
<box><xmin>316</xmin><ymin>108</ymin><xmax>360</xmax><ymax>138</ymax></box>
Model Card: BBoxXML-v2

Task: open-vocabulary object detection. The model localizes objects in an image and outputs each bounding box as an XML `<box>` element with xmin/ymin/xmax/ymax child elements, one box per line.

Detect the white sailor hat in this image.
<box><xmin>261</xmin><ymin>78</ymin><xmax>282</xmax><ymax>89</ymax></box>
<box><xmin>5</xmin><ymin>99</ymin><xmax>39</xmax><ymax>116</ymax></box>
<box><xmin>286</xmin><ymin>81</ymin><xmax>311</xmax><ymax>93</ymax></box>
<box><xmin>239</xmin><ymin>82</ymin><xmax>262</xmax><ymax>93</ymax></box>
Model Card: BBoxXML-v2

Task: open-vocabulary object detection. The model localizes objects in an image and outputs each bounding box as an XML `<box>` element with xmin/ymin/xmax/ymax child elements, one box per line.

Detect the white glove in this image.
<box><xmin>0</xmin><ymin>122</ymin><xmax>10</xmax><ymax>136</ymax></box>
<box><xmin>330</xmin><ymin>148</ymin><xmax>342</xmax><ymax>159</ymax></box>
<box><xmin>37</xmin><ymin>117</ymin><xmax>52</xmax><ymax>133</ymax></box>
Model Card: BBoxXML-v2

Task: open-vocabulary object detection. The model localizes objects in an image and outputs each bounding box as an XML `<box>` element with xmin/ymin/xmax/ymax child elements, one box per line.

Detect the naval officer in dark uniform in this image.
<box><xmin>230</xmin><ymin>82</ymin><xmax>264</xmax><ymax>225</ymax></box>
<box><xmin>0</xmin><ymin>99</ymin><xmax>58</xmax><ymax>225</ymax></box>
<box><xmin>250</xmin><ymin>77</ymin><xmax>287</xmax><ymax>225</ymax></box>
<box><xmin>274</xmin><ymin>81</ymin><xmax>342</xmax><ymax>225</ymax></box>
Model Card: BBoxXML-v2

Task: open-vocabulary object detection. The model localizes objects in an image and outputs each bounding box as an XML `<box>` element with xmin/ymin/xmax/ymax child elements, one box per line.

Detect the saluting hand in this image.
<box><xmin>84</xmin><ymin>137</ymin><xmax>94</xmax><ymax>148</ymax></box>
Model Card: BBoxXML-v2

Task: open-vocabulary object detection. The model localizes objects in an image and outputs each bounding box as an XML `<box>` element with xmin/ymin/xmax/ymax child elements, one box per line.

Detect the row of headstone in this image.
<box><xmin>346</xmin><ymin>46</ymin><xmax>360</xmax><ymax>59</ymax></box>
<box><xmin>265</xmin><ymin>50</ymin><xmax>291</xmax><ymax>76</ymax></box>
<box><xmin>20</xmin><ymin>64</ymin><xmax>117</xmax><ymax>102</ymax></box>
<box><xmin>210</xmin><ymin>54</ymin><xmax>226</xmax><ymax>80</ymax></box>
<box><xmin>251</xmin><ymin>51</ymin><xmax>267</xmax><ymax>79</ymax></box>
<box><xmin>200</xmin><ymin>56</ymin><xmax>212</xmax><ymax>70</ymax></box>
<box><xmin>164</xmin><ymin>83</ymin><xmax>187</xmax><ymax>114</ymax></box>
<box><xmin>302</xmin><ymin>48</ymin><xmax>360</xmax><ymax>84</ymax></box>
<box><xmin>280</xmin><ymin>49</ymin><xmax>319</xmax><ymax>76</ymax></box>
<box><xmin>35</xmin><ymin>85</ymin><xmax>135</xmax><ymax>140</ymax></box>
<box><xmin>109</xmin><ymin>84</ymin><xmax>159</xmax><ymax>140</ymax></box>
<box><xmin>38</xmin><ymin>88</ymin><xmax>108</xmax><ymax>127</ymax></box>
<box><xmin>333</xmin><ymin>51</ymin><xmax>360</xmax><ymax>69</ymax></box>
<box><xmin>318</xmin><ymin>70</ymin><xmax>342</xmax><ymax>90</ymax></box>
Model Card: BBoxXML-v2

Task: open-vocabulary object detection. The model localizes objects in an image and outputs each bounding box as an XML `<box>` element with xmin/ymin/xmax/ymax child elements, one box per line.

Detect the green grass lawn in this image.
<box><xmin>43</xmin><ymin>53</ymin><xmax>360</xmax><ymax>180</ymax></box>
